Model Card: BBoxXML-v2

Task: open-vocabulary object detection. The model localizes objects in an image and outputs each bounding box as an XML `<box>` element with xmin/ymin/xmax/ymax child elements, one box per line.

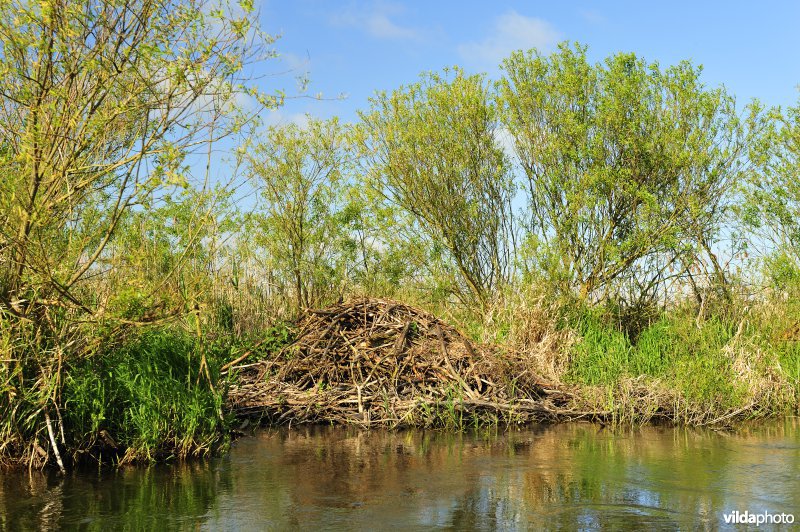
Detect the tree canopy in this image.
<box><xmin>499</xmin><ymin>43</ymin><xmax>759</xmax><ymax>304</ymax></box>
<box><xmin>358</xmin><ymin>67</ymin><xmax>515</xmax><ymax>307</ymax></box>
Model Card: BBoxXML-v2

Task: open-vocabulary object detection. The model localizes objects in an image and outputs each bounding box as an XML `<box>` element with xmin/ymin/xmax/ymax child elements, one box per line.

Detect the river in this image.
<box><xmin>1</xmin><ymin>419</ymin><xmax>799</xmax><ymax>530</ymax></box>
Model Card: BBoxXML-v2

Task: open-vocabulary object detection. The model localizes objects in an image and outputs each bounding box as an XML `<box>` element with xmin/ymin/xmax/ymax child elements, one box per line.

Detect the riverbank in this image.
<box><xmin>2</xmin><ymin>295</ymin><xmax>798</xmax><ymax>470</ymax></box>
<box><xmin>2</xmin><ymin>3</ymin><xmax>800</xmax><ymax>474</ymax></box>
<box><xmin>226</xmin><ymin>296</ymin><xmax>799</xmax><ymax>430</ymax></box>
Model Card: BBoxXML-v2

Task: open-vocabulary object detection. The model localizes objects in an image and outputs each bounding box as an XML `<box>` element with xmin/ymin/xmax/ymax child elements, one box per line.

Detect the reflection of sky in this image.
<box><xmin>1</xmin><ymin>421</ymin><xmax>799</xmax><ymax>530</ymax></box>
<box><xmin>718</xmin><ymin>438</ymin><xmax>800</xmax><ymax>516</ymax></box>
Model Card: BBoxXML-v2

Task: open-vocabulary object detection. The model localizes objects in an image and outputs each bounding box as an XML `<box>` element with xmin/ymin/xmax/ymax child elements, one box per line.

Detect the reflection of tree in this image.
<box><xmin>1</xmin><ymin>420</ymin><xmax>798</xmax><ymax>529</ymax></box>
<box><xmin>515</xmin><ymin>421</ymin><xmax>800</xmax><ymax>528</ymax></box>
<box><xmin>0</xmin><ymin>461</ymin><xmax>229</xmax><ymax>530</ymax></box>
<box><xmin>518</xmin><ymin>424</ymin><xmax>715</xmax><ymax>527</ymax></box>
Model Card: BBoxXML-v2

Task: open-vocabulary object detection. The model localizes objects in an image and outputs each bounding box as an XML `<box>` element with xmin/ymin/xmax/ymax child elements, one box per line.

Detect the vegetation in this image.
<box><xmin>239</xmin><ymin>117</ymin><xmax>352</xmax><ymax>315</ymax></box>
<box><xmin>0</xmin><ymin>0</ymin><xmax>277</xmax><ymax>469</ymax></box>
<box><xmin>358</xmin><ymin>68</ymin><xmax>515</xmax><ymax>309</ymax></box>
<box><xmin>63</xmin><ymin>329</ymin><xmax>229</xmax><ymax>463</ymax></box>
<box><xmin>0</xmin><ymin>1</ymin><xmax>798</xmax><ymax>469</ymax></box>
<box><xmin>499</xmin><ymin>43</ymin><xmax>761</xmax><ymax>309</ymax></box>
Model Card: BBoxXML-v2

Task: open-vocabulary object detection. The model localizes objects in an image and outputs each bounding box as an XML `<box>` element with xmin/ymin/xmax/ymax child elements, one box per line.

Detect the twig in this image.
<box><xmin>221</xmin><ymin>336</ymin><xmax>275</xmax><ymax>373</ymax></box>
<box><xmin>45</xmin><ymin>410</ymin><xmax>66</xmax><ymax>473</ymax></box>
<box><xmin>702</xmin><ymin>402</ymin><xmax>755</xmax><ymax>426</ymax></box>
<box><xmin>434</xmin><ymin>324</ymin><xmax>479</xmax><ymax>400</ymax></box>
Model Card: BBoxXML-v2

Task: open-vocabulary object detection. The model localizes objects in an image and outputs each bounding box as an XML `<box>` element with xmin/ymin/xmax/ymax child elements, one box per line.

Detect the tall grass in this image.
<box><xmin>61</xmin><ymin>329</ymin><xmax>230</xmax><ymax>465</ymax></box>
<box><xmin>374</xmin><ymin>283</ymin><xmax>799</xmax><ymax>427</ymax></box>
<box><xmin>0</xmin><ymin>279</ymin><xmax>299</xmax><ymax>469</ymax></box>
<box><xmin>5</xmin><ymin>262</ymin><xmax>800</xmax><ymax>470</ymax></box>
<box><xmin>563</xmin><ymin>301</ymin><xmax>799</xmax><ymax>425</ymax></box>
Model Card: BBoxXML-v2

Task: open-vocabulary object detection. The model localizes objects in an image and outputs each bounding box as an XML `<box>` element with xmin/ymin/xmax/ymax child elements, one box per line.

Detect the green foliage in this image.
<box><xmin>0</xmin><ymin>0</ymin><xmax>271</xmax><ymax>325</ymax></box>
<box><xmin>566</xmin><ymin>305</ymin><xmax>794</xmax><ymax>422</ymax></box>
<box><xmin>261</xmin><ymin>321</ymin><xmax>294</xmax><ymax>352</ymax></box>
<box><xmin>234</xmin><ymin>321</ymin><xmax>294</xmax><ymax>364</ymax></box>
<box><xmin>776</xmin><ymin>341</ymin><xmax>800</xmax><ymax>398</ymax></box>
<box><xmin>499</xmin><ymin>43</ymin><xmax>759</xmax><ymax>303</ymax></box>
<box><xmin>763</xmin><ymin>250</ymin><xmax>800</xmax><ymax>293</ymax></box>
<box><xmin>359</xmin><ymin>67</ymin><xmax>515</xmax><ymax>308</ymax></box>
<box><xmin>568</xmin><ymin>309</ymin><xmax>633</xmax><ymax>385</ymax></box>
<box><xmin>569</xmin><ymin>308</ymin><xmax>733</xmax><ymax>384</ymax></box>
<box><xmin>240</xmin><ymin>117</ymin><xmax>354</xmax><ymax>315</ymax></box>
<box><xmin>1</xmin><ymin>16</ymin><xmax>798</xmax><ymax>465</ymax></box>
<box><xmin>63</xmin><ymin>329</ymin><xmax>229</xmax><ymax>463</ymax></box>
<box><xmin>744</xmin><ymin>98</ymin><xmax>800</xmax><ymax>273</ymax></box>
<box><xmin>335</xmin><ymin>185</ymin><xmax>421</xmax><ymax>298</ymax></box>
<box><xmin>0</xmin><ymin>0</ymin><xmax>279</xmax><ymax>468</ymax></box>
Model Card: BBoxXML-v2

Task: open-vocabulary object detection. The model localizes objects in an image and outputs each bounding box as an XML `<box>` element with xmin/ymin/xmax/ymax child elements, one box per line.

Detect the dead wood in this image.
<box><xmin>227</xmin><ymin>297</ymin><xmax>606</xmax><ymax>427</ymax></box>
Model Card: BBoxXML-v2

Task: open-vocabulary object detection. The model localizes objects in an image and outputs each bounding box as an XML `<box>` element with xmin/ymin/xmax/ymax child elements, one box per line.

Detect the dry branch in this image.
<box><xmin>227</xmin><ymin>298</ymin><xmax>605</xmax><ymax>427</ymax></box>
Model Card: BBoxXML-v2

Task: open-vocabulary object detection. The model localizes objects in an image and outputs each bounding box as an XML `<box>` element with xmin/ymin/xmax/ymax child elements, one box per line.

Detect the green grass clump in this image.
<box><xmin>64</xmin><ymin>329</ymin><xmax>230</xmax><ymax>464</ymax></box>
<box><xmin>565</xmin><ymin>304</ymin><xmax>793</xmax><ymax>424</ymax></box>
<box><xmin>567</xmin><ymin>310</ymin><xmax>631</xmax><ymax>385</ymax></box>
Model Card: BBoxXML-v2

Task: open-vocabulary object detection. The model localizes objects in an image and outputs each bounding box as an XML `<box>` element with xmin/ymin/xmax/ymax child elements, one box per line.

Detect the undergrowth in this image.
<box><xmin>62</xmin><ymin>329</ymin><xmax>232</xmax><ymax>465</ymax></box>
<box><xmin>562</xmin><ymin>301</ymin><xmax>799</xmax><ymax>425</ymax></box>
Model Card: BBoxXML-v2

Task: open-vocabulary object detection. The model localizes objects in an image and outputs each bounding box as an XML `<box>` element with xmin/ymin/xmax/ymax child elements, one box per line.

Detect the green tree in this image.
<box><xmin>743</xmin><ymin>99</ymin><xmax>800</xmax><ymax>292</ymax></box>
<box><xmin>0</xmin><ymin>0</ymin><xmax>277</xmax><ymax>329</ymax></box>
<box><xmin>240</xmin><ymin>117</ymin><xmax>352</xmax><ymax>315</ymax></box>
<box><xmin>333</xmin><ymin>185</ymin><xmax>418</xmax><ymax>297</ymax></box>
<box><xmin>499</xmin><ymin>43</ymin><xmax>758</xmax><ymax>305</ymax></box>
<box><xmin>358</xmin><ymin>67</ymin><xmax>515</xmax><ymax>308</ymax></box>
<box><xmin>0</xmin><ymin>0</ymin><xmax>278</xmax><ymax>466</ymax></box>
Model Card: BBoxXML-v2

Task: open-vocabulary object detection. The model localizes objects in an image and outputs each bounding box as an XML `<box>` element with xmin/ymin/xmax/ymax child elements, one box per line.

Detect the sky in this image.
<box><xmin>256</xmin><ymin>0</ymin><xmax>800</xmax><ymax>126</ymax></box>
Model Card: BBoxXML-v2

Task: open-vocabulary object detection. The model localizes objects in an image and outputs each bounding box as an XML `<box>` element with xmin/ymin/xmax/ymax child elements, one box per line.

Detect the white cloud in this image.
<box><xmin>281</xmin><ymin>51</ymin><xmax>311</xmax><ymax>74</ymax></box>
<box><xmin>263</xmin><ymin>110</ymin><xmax>311</xmax><ymax>129</ymax></box>
<box><xmin>330</xmin><ymin>2</ymin><xmax>422</xmax><ymax>41</ymax></box>
<box><xmin>458</xmin><ymin>11</ymin><xmax>560</xmax><ymax>69</ymax></box>
<box><xmin>364</xmin><ymin>12</ymin><xmax>419</xmax><ymax>40</ymax></box>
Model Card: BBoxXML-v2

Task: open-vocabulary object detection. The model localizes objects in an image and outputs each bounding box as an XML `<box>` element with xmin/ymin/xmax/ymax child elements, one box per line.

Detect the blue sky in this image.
<box><xmin>257</xmin><ymin>0</ymin><xmax>800</xmax><ymax>126</ymax></box>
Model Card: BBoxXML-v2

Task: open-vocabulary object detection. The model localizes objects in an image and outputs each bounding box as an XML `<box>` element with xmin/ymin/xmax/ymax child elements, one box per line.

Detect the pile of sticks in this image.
<box><xmin>227</xmin><ymin>298</ymin><xmax>594</xmax><ymax>427</ymax></box>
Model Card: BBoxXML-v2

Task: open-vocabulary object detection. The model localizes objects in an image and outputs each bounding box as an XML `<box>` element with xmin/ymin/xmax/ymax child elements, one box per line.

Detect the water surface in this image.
<box><xmin>2</xmin><ymin>419</ymin><xmax>799</xmax><ymax>530</ymax></box>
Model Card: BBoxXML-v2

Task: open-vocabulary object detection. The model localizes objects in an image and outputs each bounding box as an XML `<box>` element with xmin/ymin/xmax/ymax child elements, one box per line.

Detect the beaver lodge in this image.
<box><xmin>227</xmin><ymin>298</ymin><xmax>604</xmax><ymax>427</ymax></box>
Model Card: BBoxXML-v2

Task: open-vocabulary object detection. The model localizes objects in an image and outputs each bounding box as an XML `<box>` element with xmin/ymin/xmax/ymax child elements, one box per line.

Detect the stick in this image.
<box><xmin>221</xmin><ymin>336</ymin><xmax>274</xmax><ymax>373</ymax></box>
<box><xmin>45</xmin><ymin>410</ymin><xmax>66</xmax><ymax>473</ymax></box>
<box><xmin>703</xmin><ymin>402</ymin><xmax>754</xmax><ymax>426</ymax></box>
<box><xmin>434</xmin><ymin>325</ymin><xmax>479</xmax><ymax>400</ymax></box>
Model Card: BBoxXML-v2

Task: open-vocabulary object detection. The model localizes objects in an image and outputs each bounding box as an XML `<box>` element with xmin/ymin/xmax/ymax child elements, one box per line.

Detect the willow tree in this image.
<box><xmin>0</xmin><ymin>0</ymin><xmax>277</xmax><ymax>464</ymax></box>
<box><xmin>358</xmin><ymin>67</ymin><xmax>515</xmax><ymax>308</ymax></box>
<box><xmin>743</xmin><ymin>99</ymin><xmax>800</xmax><ymax>292</ymax></box>
<box><xmin>240</xmin><ymin>117</ymin><xmax>352</xmax><ymax>315</ymax></box>
<box><xmin>0</xmin><ymin>0</ymin><xmax>277</xmax><ymax>326</ymax></box>
<box><xmin>499</xmin><ymin>43</ymin><xmax>758</xmax><ymax>305</ymax></box>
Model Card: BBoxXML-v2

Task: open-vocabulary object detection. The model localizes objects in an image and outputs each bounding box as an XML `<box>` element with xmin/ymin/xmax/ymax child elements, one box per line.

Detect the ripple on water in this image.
<box><xmin>0</xmin><ymin>420</ymin><xmax>798</xmax><ymax>530</ymax></box>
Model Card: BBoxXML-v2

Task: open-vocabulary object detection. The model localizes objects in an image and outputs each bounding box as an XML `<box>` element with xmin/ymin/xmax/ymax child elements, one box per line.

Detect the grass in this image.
<box><xmin>562</xmin><ymin>302</ymin><xmax>799</xmax><ymax>425</ymax></box>
<box><xmin>403</xmin><ymin>285</ymin><xmax>798</xmax><ymax>427</ymax></box>
<box><xmin>61</xmin><ymin>329</ymin><xmax>232</xmax><ymax>465</ymax></box>
<box><xmin>3</xmin><ymin>281</ymin><xmax>800</xmax><ymax>470</ymax></box>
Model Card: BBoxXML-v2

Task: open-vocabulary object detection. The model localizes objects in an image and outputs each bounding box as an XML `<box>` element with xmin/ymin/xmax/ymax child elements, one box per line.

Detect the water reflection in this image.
<box><xmin>0</xmin><ymin>460</ymin><xmax>229</xmax><ymax>530</ymax></box>
<box><xmin>1</xmin><ymin>419</ymin><xmax>798</xmax><ymax>530</ymax></box>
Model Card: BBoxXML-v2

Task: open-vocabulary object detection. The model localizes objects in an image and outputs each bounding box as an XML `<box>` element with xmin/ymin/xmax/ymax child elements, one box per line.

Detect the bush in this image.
<box><xmin>63</xmin><ymin>329</ymin><xmax>230</xmax><ymax>464</ymax></box>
